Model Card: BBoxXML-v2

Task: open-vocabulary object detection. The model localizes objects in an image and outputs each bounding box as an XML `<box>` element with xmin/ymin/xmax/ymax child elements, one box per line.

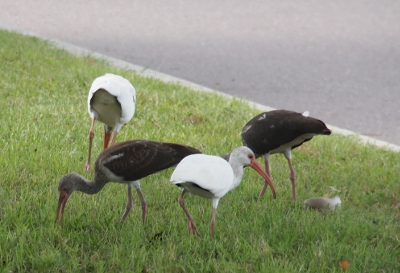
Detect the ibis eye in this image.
<box><xmin>248</xmin><ymin>154</ymin><xmax>254</xmax><ymax>159</ymax></box>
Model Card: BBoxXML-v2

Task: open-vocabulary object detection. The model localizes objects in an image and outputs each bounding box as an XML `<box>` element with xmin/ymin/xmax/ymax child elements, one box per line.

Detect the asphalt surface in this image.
<box><xmin>1</xmin><ymin>1</ymin><xmax>399</xmax><ymax>146</ymax></box>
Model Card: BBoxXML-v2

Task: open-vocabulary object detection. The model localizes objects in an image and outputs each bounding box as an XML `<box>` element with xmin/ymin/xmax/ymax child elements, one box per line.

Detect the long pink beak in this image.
<box><xmin>249</xmin><ymin>157</ymin><xmax>277</xmax><ymax>199</ymax></box>
<box><xmin>55</xmin><ymin>189</ymin><xmax>71</xmax><ymax>225</ymax></box>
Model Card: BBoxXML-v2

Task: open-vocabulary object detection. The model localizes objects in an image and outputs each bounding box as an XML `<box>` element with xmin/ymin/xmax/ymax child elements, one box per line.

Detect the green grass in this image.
<box><xmin>0</xmin><ymin>29</ymin><xmax>399</xmax><ymax>273</ymax></box>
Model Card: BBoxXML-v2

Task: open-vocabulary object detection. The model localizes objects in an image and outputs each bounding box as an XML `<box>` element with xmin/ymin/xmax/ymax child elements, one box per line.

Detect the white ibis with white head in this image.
<box><xmin>170</xmin><ymin>146</ymin><xmax>276</xmax><ymax>237</ymax></box>
<box><xmin>56</xmin><ymin>140</ymin><xmax>201</xmax><ymax>225</ymax></box>
<box><xmin>85</xmin><ymin>73</ymin><xmax>136</xmax><ymax>171</ymax></box>
<box><xmin>240</xmin><ymin>110</ymin><xmax>331</xmax><ymax>201</ymax></box>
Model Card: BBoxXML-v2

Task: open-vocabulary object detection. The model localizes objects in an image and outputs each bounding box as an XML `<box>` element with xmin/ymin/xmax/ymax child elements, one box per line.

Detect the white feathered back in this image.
<box><xmin>88</xmin><ymin>73</ymin><xmax>136</xmax><ymax>128</ymax></box>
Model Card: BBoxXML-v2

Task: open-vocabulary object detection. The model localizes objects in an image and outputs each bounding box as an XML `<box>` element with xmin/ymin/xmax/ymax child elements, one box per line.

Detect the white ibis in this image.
<box><xmin>304</xmin><ymin>196</ymin><xmax>341</xmax><ymax>211</ymax></box>
<box><xmin>240</xmin><ymin>110</ymin><xmax>331</xmax><ymax>201</ymax></box>
<box><xmin>170</xmin><ymin>146</ymin><xmax>276</xmax><ymax>237</ymax></box>
<box><xmin>56</xmin><ymin>140</ymin><xmax>201</xmax><ymax>225</ymax></box>
<box><xmin>85</xmin><ymin>73</ymin><xmax>136</xmax><ymax>171</ymax></box>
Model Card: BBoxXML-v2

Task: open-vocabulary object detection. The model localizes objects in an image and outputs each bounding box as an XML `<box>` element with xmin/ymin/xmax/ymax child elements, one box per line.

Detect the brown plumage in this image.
<box><xmin>223</xmin><ymin>110</ymin><xmax>331</xmax><ymax>201</ymax></box>
<box><xmin>56</xmin><ymin>140</ymin><xmax>201</xmax><ymax>225</ymax></box>
<box><xmin>242</xmin><ymin>110</ymin><xmax>331</xmax><ymax>201</ymax></box>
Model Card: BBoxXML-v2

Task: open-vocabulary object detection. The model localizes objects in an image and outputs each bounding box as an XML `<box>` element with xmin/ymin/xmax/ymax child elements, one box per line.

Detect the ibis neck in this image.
<box><xmin>75</xmin><ymin>173</ymin><xmax>108</xmax><ymax>195</ymax></box>
<box><xmin>229</xmin><ymin>159</ymin><xmax>245</xmax><ymax>191</ymax></box>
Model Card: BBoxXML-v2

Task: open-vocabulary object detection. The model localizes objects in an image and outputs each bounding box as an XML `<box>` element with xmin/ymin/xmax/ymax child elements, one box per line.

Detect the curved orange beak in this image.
<box><xmin>249</xmin><ymin>157</ymin><xmax>277</xmax><ymax>200</ymax></box>
<box><xmin>55</xmin><ymin>189</ymin><xmax>71</xmax><ymax>225</ymax></box>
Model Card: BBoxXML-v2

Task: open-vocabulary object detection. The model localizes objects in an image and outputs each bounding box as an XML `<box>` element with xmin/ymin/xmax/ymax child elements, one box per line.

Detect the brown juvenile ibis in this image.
<box><xmin>170</xmin><ymin>146</ymin><xmax>276</xmax><ymax>237</ymax></box>
<box><xmin>240</xmin><ymin>110</ymin><xmax>331</xmax><ymax>201</ymax></box>
<box><xmin>56</xmin><ymin>140</ymin><xmax>201</xmax><ymax>225</ymax></box>
<box><xmin>85</xmin><ymin>73</ymin><xmax>136</xmax><ymax>171</ymax></box>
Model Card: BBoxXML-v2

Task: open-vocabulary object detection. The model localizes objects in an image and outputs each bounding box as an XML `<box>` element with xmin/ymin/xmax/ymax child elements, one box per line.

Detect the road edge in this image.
<box><xmin>2</xmin><ymin>24</ymin><xmax>399</xmax><ymax>152</ymax></box>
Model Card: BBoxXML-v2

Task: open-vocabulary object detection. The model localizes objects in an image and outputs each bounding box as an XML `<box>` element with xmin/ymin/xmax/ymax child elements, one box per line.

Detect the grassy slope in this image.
<box><xmin>0</xmin><ymin>29</ymin><xmax>399</xmax><ymax>273</ymax></box>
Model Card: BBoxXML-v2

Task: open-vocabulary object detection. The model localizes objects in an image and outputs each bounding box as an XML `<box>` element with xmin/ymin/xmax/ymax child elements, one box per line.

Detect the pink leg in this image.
<box><xmin>110</xmin><ymin>131</ymin><xmax>119</xmax><ymax>146</ymax></box>
<box><xmin>120</xmin><ymin>186</ymin><xmax>133</xmax><ymax>223</ymax></box>
<box><xmin>120</xmin><ymin>181</ymin><xmax>147</xmax><ymax>223</ymax></box>
<box><xmin>210</xmin><ymin>208</ymin><xmax>217</xmax><ymax>238</ymax></box>
<box><xmin>178</xmin><ymin>191</ymin><xmax>200</xmax><ymax>236</ymax></box>
<box><xmin>264</xmin><ymin>158</ymin><xmax>271</xmax><ymax>177</ymax></box>
<box><xmin>286</xmin><ymin>158</ymin><xmax>297</xmax><ymax>201</ymax></box>
<box><xmin>135</xmin><ymin>187</ymin><xmax>147</xmax><ymax>223</ymax></box>
<box><xmin>85</xmin><ymin>117</ymin><xmax>96</xmax><ymax>171</ymax></box>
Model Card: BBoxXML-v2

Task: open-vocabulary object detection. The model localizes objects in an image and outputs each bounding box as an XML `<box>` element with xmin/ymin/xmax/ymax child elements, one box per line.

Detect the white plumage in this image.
<box><xmin>171</xmin><ymin>154</ymin><xmax>234</xmax><ymax>200</ymax></box>
<box><xmin>85</xmin><ymin>73</ymin><xmax>136</xmax><ymax>171</ymax></box>
<box><xmin>170</xmin><ymin>146</ymin><xmax>276</xmax><ymax>237</ymax></box>
<box><xmin>87</xmin><ymin>73</ymin><xmax>136</xmax><ymax>129</ymax></box>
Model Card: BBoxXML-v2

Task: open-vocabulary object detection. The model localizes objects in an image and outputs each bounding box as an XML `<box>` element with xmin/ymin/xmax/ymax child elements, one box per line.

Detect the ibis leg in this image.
<box><xmin>85</xmin><ymin>117</ymin><xmax>96</xmax><ymax>171</ymax></box>
<box><xmin>120</xmin><ymin>181</ymin><xmax>147</xmax><ymax>223</ymax></box>
<box><xmin>286</xmin><ymin>158</ymin><xmax>297</xmax><ymax>201</ymax></box>
<box><xmin>120</xmin><ymin>185</ymin><xmax>133</xmax><ymax>223</ymax></box>
<box><xmin>264</xmin><ymin>158</ymin><xmax>271</xmax><ymax>177</ymax></box>
<box><xmin>110</xmin><ymin>131</ymin><xmax>119</xmax><ymax>146</ymax></box>
<box><xmin>282</xmin><ymin>149</ymin><xmax>297</xmax><ymax>200</ymax></box>
<box><xmin>178</xmin><ymin>191</ymin><xmax>200</xmax><ymax>236</ymax></box>
<box><xmin>210</xmin><ymin>208</ymin><xmax>217</xmax><ymax>238</ymax></box>
<box><xmin>134</xmin><ymin>184</ymin><xmax>147</xmax><ymax>223</ymax></box>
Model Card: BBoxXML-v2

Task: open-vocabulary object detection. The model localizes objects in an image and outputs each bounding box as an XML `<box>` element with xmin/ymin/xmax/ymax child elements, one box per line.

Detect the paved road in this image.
<box><xmin>1</xmin><ymin>0</ymin><xmax>399</xmax><ymax>145</ymax></box>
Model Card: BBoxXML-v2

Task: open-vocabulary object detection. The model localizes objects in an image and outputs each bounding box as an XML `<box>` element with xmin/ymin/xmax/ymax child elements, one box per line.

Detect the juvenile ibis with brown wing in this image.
<box><xmin>241</xmin><ymin>110</ymin><xmax>331</xmax><ymax>201</ymax></box>
<box><xmin>56</xmin><ymin>140</ymin><xmax>201</xmax><ymax>225</ymax></box>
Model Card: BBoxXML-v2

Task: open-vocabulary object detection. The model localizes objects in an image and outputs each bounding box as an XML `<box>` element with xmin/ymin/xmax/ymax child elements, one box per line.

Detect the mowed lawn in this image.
<box><xmin>0</xmin><ymin>29</ymin><xmax>399</xmax><ymax>273</ymax></box>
